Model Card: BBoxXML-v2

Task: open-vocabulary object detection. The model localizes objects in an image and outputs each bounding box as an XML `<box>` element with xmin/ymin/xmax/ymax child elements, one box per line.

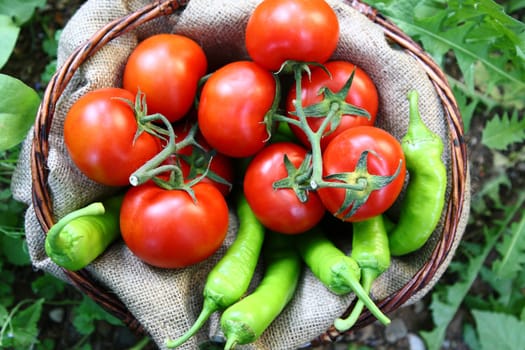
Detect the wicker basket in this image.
<box><xmin>30</xmin><ymin>0</ymin><xmax>469</xmax><ymax>347</ymax></box>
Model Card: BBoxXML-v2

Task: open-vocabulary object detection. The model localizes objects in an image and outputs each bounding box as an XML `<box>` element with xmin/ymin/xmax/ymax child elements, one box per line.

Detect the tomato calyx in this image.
<box><xmin>273</xmin><ymin>153</ymin><xmax>314</xmax><ymax>202</ymax></box>
<box><xmin>297</xmin><ymin>68</ymin><xmax>371</xmax><ymax>136</ymax></box>
<box><xmin>114</xmin><ymin>90</ymin><xmax>168</xmax><ymax>142</ymax></box>
<box><xmin>323</xmin><ymin>150</ymin><xmax>403</xmax><ymax>219</ymax></box>
<box><xmin>179</xmin><ymin>148</ymin><xmax>233</xmax><ymax>193</ymax></box>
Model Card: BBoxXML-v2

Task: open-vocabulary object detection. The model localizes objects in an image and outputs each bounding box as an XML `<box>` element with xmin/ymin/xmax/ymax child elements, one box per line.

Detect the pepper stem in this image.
<box><xmin>224</xmin><ymin>336</ymin><xmax>239</xmax><ymax>350</ymax></box>
<box><xmin>334</xmin><ymin>268</ymin><xmax>379</xmax><ymax>332</ymax></box>
<box><xmin>339</xmin><ymin>268</ymin><xmax>390</xmax><ymax>328</ymax></box>
<box><xmin>165</xmin><ymin>299</ymin><xmax>218</xmax><ymax>348</ymax></box>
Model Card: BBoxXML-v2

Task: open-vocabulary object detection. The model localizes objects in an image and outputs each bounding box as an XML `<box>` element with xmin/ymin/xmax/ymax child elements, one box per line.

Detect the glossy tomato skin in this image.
<box><xmin>120</xmin><ymin>182</ymin><xmax>229</xmax><ymax>268</ymax></box>
<box><xmin>243</xmin><ymin>142</ymin><xmax>325</xmax><ymax>234</ymax></box>
<box><xmin>318</xmin><ymin>126</ymin><xmax>406</xmax><ymax>222</ymax></box>
<box><xmin>64</xmin><ymin>88</ymin><xmax>162</xmax><ymax>186</ymax></box>
<box><xmin>198</xmin><ymin>61</ymin><xmax>276</xmax><ymax>158</ymax></box>
<box><xmin>245</xmin><ymin>0</ymin><xmax>339</xmax><ymax>71</ymax></box>
<box><xmin>123</xmin><ymin>34</ymin><xmax>207</xmax><ymax>123</ymax></box>
<box><xmin>287</xmin><ymin>61</ymin><xmax>379</xmax><ymax>149</ymax></box>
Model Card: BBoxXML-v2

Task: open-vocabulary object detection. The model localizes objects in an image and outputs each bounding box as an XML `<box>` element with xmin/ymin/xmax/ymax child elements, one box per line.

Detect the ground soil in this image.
<box><xmin>4</xmin><ymin>1</ymin><xmax>514</xmax><ymax>349</ymax></box>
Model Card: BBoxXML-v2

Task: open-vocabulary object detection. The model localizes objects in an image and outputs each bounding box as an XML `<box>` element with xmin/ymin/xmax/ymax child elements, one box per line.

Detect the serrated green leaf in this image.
<box><xmin>1</xmin><ymin>299</ymin><xmax>44</xmax><ymax>348</ymax></box>
<box><xmin>72</xmin><ymin>296</ymin><xmax>122</xmax><ymax>335</ymax></box>
<box><xmin>365</xmin><ymin>0</ymin><xmax>525</xmax><ymax>107</ymax></box>
<box><xmin>493</xmin><ymin>214</ymin><xmax>525</xmax><ymax>279</ymax></box>
<box><xmin>420</xmin><ymin>193</ymin><xmax>525</xmax><ymax>350</ymax></box>
<box><xmin>420</xmin><ymin>245</ymin><xmax>488</xmax><ymax>350</ymax></box>
<box><xmin>471</xmin><ymin>170</ymin><xmax>511</xmax><ymax>214</ymax></box>
<box><xmin>481</xmin><ymin>110</ymin><xmax>525</xmax><ymax>150</ymax></box>
<box><xmin>0</xmin><ymin>74</ymin><xmax>40</xmax><ymax>151</ymax></box>
<box><xmin>473</xmin><ymin>310</ymin><xmax>525</xmax><ymax>350</ymax></box>
<box><xmin>31</xmin><ymin>274</ymin><xmax>65</xmax><ymax>300</ymax></box>
<box><xmin>0</xmin><ymin>15</ymin><xmax>20</xmax><ymax>70</ymax></box>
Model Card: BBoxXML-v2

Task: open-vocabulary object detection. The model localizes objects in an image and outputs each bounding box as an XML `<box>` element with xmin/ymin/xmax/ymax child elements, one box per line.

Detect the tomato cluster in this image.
<box><xmin>63</xmin><ymin>0</ymin><xmax>406</xmax><ymax>269</ymax></box>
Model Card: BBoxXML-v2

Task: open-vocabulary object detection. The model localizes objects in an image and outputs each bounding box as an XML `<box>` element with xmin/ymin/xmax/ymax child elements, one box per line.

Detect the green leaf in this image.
<box><xmin>472</xmin><ymin>310</ymin><xmax>525</xmax><ymax>350</ymax></box>
<box><xmin>31</xmin><ymin>274</ymin><xmax>65</xmax><ymax>300</ymax></box>
<box><xmin>0</xmin><ymin>267</ymin><xmax>14</xmax><ymax>307</ymax></box>
<box><xmin>492</xmin><ymin>213</ymin><xmax>525</xmax><ymax>279</ymax></box>
<box><xmin>419</xmin><ymin>193</ymin><xmax>525</xmax><ymax>350</ymax></box>
<box><xmin>365</xmin><ymin>0</ymin><xmax>525</xmax><ymax>107</ymax></box>
<box><xmin>0</xmin><ymin>234</ymin><xmax>30</xmax><ymax>266</ymax></box>
<box><xmin>0</xmin><ymin>0</ymin><xmax>45</xmax><ymax>25</ymax></box>
<box><xmin>470</xmin><ymin>169</ymin><xmax>511</xmax><ymax>214</ymax></box>
<box><xmin>72</xmin><ymin>296</ymin><xmax>122</xmax><ymax>335</ymax></box>
<box><xmin>1</xmin><ymin>299</ymin><xmax>44</xmax><ymax>348</ymax></box>
<box><xmin>0</xmin><ymin>15</ymin><xmax>20</xmax><ymax>70</ymax></box>
<box><xmin>0</xmin><ymin>74</ymin><xmax>40</xmax><ymax>151</ymax></box>
<box><xmin>420</xmin><ymin>239</ymin><xmax>489</xmax><ymax>350</ymax></box>
<box><xmin>481</xmin><ymin>110</ymin><xmax>525</xmax><ymax>150</ymax></box>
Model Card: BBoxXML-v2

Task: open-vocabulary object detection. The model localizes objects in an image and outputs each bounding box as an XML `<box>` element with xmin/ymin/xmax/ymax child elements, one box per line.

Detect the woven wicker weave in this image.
<box><xmin>30</xmin><ymin>0</ymin><xmax>468</xmax><ymax>346</ymax></box>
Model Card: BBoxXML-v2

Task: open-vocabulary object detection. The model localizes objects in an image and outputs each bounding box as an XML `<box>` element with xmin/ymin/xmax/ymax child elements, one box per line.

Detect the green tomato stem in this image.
<box><xmin>129</xmin><ymin>113</ymin><xmax>196</xmax><ymax>187</ymax></box>
<box><xmin>291</xmin><ymin>67</ymin><xmax>325</xmax><ymax>190</ymax></box>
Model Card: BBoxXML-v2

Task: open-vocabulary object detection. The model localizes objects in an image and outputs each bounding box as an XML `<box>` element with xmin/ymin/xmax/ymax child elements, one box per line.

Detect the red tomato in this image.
<box><xmin>286</xmin><ymin>61</ymin><xmax>379</xmax><ymax>149</ymax></box>
<box><xmin>243</xmin><ymin>142</ymin><xmax>325</xmax><ymax>234</ymax></box>
<box><xmin>198</xmin><ymin>61</ymin><xmax>276</xmax><ymax>158</ymax></box>
<box><xmin>318</xmin><ymin>126</ymin><xmax>406</xmax><ymax>222</ymax></box>
<box><xmin>245</xmin><ymin>0</ymin><xmax>339</xmax><ymax>71</ymax></box>
<box><xmin>123</xmin><ymin>34</ymin><xmax>207</xmax><ymax>123</ymax></box>
<box><xmin>120</xmin><ymin>182</ymin><xmax>229</xmax><ymax>268</ymax></box>
<box><xmin>63</xmin><ymin>88</ymin><xmax>162</xmax><ymax>186</ymax></box>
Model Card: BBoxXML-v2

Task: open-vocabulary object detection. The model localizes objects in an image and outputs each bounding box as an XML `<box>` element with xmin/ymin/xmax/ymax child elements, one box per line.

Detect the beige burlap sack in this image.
<box><xmin>12</xmin><ymin>0</ymin><xmax>470</xmax><ymax>349</ymax></box>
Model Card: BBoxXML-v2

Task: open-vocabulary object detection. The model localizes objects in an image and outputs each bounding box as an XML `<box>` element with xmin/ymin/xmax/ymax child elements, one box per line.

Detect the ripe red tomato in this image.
<box><xmin>286</xmin><ymin>61</ymin><xmax>379</xmax><ymax>149</ymax></box>
<box><xmin>63</xmin><ymin>88</ymin><xmax>162</xmax><ymax>186</ymax></box>
<box><xmin>243</xmin><ymin>142</ymin><xmax>325</xmax><ymax>234</ymax></box>
<box><xmin>123</xmin><ymin>34</ymin><xmax>207</xmax><ymax>123</ymax></box>
<box><xmin>198</xmin><ymin>61</ymin><xmax>276</xmax><ymax>158</ymax></box>
<box><xmin>318</xmin><ymin>126</ymin><xmax>406</xmax><ymax>222</ymax></box>
<box><xmin>120</xmin><ymin>182</ymin><xmax>229</xmax><ymax>268</ymax></box>
<box><xmin>245</xmin><ymin>0</ymin><xmax>339</xmax><ymax>71</ymax></box>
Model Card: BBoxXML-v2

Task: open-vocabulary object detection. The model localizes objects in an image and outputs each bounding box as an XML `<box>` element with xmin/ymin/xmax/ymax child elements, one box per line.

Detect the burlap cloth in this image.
<box><xmin>11</xmin><ymin>0</ymin><xmax>470</xmax><ymax>349</ymax></box>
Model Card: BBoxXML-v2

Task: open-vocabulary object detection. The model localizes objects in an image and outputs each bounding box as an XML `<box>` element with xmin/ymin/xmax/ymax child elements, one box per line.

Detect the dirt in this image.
<box><xmin>5</xmin><ymin>1</ymin><xmax>504</xmax><ymax>349</ymax></box>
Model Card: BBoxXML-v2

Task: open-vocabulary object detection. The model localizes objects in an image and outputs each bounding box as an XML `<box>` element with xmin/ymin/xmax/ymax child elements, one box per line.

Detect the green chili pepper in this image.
<box><xmin>220</xmin><ymin>231</ymin><xmax>301</xmax><ymax>349</ymax></box>
<box><xmin>295</xmin><ymin>227</ymin><xmax>390</xmax><ymax>326</ymax></box>
<box><xmin>334</xmin><ymin>215</ymin><xmax>390</xmax><ymax>332</ymax></box>
<box><xmin>165</xmin><ymin>194</ymin><xmax>265</xmax><ymax>349</ymax></box>
<box><xmin>44</xmin><ymin>194</ymin><xmax>123</xmax><ymax>271</ymax></box>
<box><xmin>388</xmin><ymin>90</ymin><xmax>447</xmax><ymax>256</ymax></box>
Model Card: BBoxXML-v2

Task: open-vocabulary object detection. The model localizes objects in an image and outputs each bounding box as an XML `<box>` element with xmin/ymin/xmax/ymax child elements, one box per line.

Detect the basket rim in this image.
<box><xmin>30</xmin><ymin>0</ymin><xmax>469</xmax><ymax>345</ymax></box>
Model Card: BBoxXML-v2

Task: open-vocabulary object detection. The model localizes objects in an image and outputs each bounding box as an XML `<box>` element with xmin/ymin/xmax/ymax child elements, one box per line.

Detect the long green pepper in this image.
<box><xmin>220</xmin><ymin>231</ymin><xmax>301</xmax><ymax>349</ymax></box>
<box><xmin>165</xmin><ymin>194</ymin><xmax>265</xmax><ymax>348</ymax></box>
<box><xmin>334</xmin><ymin>215</ymin><xmax>390</xmax><ymax>331</ymax></box>
<box><xmin>388</xmin><ymin>90</ymin><xmax>447</xmax><ymax>256</ymax></box>
<box><xmin>44</xmin><ymin>194</ymin><xmax>123</xmax><ymax>271</ymax></box>
<box><xmin>295</xmin><ymin>227</ymin><xmax>390</xmax><ymax>326</ymax></box>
